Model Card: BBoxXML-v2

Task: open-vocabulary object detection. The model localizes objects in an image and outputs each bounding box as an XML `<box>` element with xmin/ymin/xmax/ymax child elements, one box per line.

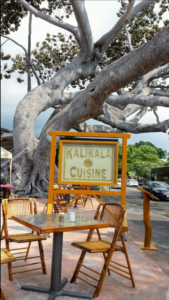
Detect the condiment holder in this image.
<box><xmin>70</xmin><ymin>212</ymin><xmax>75</xmax><ymax>222</ymax></box>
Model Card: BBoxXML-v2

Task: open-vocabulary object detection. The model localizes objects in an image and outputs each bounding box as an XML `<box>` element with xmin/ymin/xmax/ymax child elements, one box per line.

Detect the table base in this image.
<box><xmin>21</xmin><ymin>278</ymin><xmax>92</xmax><ymax>299</ymax></box>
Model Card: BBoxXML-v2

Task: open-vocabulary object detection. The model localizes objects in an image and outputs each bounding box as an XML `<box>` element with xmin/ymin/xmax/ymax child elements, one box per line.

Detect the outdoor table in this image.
<box><xmin>12</xmin><ymin>213</ymin><xmax>108</xmax><ymax>300</ymax></box>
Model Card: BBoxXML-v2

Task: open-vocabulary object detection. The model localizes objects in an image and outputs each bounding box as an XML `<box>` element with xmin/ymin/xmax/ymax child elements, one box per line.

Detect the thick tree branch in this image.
<box><xmin>88</xmin><ymin>25</ymin><xmax>169</xmax><ymax>115</ymax></box>
<box><xmin>130</xmin><ymin>107</ymin><xmax>147</xmax><ymax>123</ymax></box>
<box><xmin>73</xmin><ymin>123</ymin><xmax>121</xmax><ymax>133</ymax></box>
<box><xmin>106</xmin><ymin>93</ymin><xmax>169</xmax><ymax>109</ymax></box>
<box><xmin>16</xmin><ymin>0</ymin><xmax>81</xmax><ymax>44</ymax></box>
<box><xmin>95</xmin><ymin>0</ymin><xmax>135</xmax><ymax>55</ymax></box>
<box><xmin>125</xmin><ymin>25</ymin><xmax>133</xmax><ymax>51</ymax></box>
<box><xmin>70</xmin><ymin>0</ymin><xmax>93</xmax><ymax>55</ymax></box>
<box><xmin>123</xmin><ymin>104</ymin><xmax>142</xmax><ymax>118</ymax></box>
<box><xmin>96</xmin><ymin>112</ymin><xmax>169</xmax><ymax>134</ymax></box>
<box><xmin>149</xmin><ymin>88</ymin><xmax>169</xmax><ymax>97</ymax></box>
<box><xmin>149</xmin><ymin>85</ymin><xmax>169</xmax><ymax>89</ymax></box>
<box><xmin>128</xmin><ymin>0</ymin><xmax>156</xmax><ymax>22</ymax></box>
<box><xmin>134</xmin><ymin>63</ymin><xmax>169</xmax><ymax>92</ymax></box>
<box><xmin>148</xmin><ymin>71</ymin><xmax>169</xmax><ymax>82</ymax></box>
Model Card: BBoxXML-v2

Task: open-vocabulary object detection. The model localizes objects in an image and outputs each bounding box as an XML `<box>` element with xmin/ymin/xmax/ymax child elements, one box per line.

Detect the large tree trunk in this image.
<box><xmin>2</xmin><ymin>24</ymin><xmax>169</xmax><ymax>197</ymax></box>
<box><xmin>6</xmin><ymin>51</ymin><xmax>99</xmax><ymax>196</ymax></box>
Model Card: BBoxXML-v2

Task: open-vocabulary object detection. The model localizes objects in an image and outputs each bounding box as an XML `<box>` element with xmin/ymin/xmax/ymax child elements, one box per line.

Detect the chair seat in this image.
<box><xmin>1</xmin><ymin>248</ymin><xmax>16</xmax><ymax>264</ymax></box>
<box><xmin>71</xmin><ymin>240</ymin><xmax>111</xmax><ymax>253</ymax></box>
<box><xmin>8</xmin><ymin>233</ymin><xmax>46</xmax><ymax>243</ymax></box>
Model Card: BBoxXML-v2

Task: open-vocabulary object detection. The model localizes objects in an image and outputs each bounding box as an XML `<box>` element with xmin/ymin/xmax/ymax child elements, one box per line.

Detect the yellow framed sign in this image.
<box><xmin>58</xmin><ymin>140</ymin><xmax>118</xmax><ymax>186</ymax></box>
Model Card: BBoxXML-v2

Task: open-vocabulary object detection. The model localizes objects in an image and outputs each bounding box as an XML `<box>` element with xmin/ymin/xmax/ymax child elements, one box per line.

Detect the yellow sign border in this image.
<box><xmin>58</xmin><ymin>140</ymin><xmax>118</xmax><ymax>186</ymax></box>
<box><xmin>47</xmin><ymin>131</ymin><xmax>131</xmax><ymax>220</ymax></box>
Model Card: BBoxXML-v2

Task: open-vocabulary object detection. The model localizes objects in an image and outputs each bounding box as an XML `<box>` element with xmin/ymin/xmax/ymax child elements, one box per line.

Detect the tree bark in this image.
<box><xmin>2</xmin><ymin>15</ymin><xmax>169</xmax><ymax>197</ymax></box>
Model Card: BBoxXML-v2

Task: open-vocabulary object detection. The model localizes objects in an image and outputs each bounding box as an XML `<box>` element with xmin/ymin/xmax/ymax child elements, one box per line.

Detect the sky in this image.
<box><xmin>1</xmin><ymin>0</ymin><xmax>169</xmax><ymax>151</ymax></box>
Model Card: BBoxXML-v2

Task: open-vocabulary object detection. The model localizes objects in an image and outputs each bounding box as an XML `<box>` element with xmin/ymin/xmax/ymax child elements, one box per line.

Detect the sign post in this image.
<box><xmin>47</xmin><ymin>131</ymin><xmax>131</xmax><ymax>231</ymax></box>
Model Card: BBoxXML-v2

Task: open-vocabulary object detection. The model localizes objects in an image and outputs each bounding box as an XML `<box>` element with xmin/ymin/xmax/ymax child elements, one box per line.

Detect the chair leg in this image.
<box><xmin>120</xmin><ymin>232</ymin><xmax>135</xmax><ymax>287</ymax></box>
<box><xmin>1</xmin><ymin>288</ymin><xmax>6</xmax><ymax>300</ymax></box>
<box><xmin>82</xmin><ymin>197</ymin><xmax>85</xmax><ymax>210</ymax></box>
<box><xmin>103</xmin><ymin>252</ymin><xmax>111</xmax><ymax>276</ymax></box>
<box><xmin>1</xmin><ymin>222</ymin><xmax>4</xmax><ymax>240</ymax></box>
<box><xmin>93</xmin><ymin>256</ymin><xmax>111</xmax><ymax>298</ymax></box>
<box><xmin>74</xmin><ymin>199</ymin><xmax>78</xmax><ymax>208</ymax></box>
<box><xmin>25</xmin><ymin>241</ymin><xmax>31</xmax><ymax>261</ymax></box>
<box><xmin>90</xmin><ymin>196</ymin><xmax>94</xmax><ymax>209</ymax></box>
<box><xmin>70</xmin><ymin>250</ymin><xmax>87</xmax><ymax>283</ymax></box>
<box><xmin>38</xmin><ymin>240</ymin><xmax>47</xmax><ymax>274</ymax></box>
<box><xmin>8</xmin><ymin>262</ymin><xmax>13</xmax><ymax>281</ymax></box>
<box><xmin>5</xmin><ymin>239</ymin><xmax>13</xmax><ymax>281</ymax></box>
<box><xmin>42</xmin><ymin>202</ymin><xmax>48</xmax><ymax>214</ymax></box>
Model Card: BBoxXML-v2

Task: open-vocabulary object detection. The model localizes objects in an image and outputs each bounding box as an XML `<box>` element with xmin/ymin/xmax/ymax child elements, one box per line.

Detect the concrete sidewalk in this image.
<box><xmin>1</xmin><ymin>197</ymin><xmax>169</xmax><ymax>300</ymax></box>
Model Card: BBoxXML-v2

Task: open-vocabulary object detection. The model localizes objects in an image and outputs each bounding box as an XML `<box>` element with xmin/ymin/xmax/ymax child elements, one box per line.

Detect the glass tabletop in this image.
<box><xmin>12</xmin><ymin>213</ymin><xmax>108</xmax><ymax>234</ymax></box>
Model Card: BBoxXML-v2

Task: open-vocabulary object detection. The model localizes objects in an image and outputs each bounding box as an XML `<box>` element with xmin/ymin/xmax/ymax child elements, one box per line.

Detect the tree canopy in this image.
<box><xmin>1</xmin><ymin>0</ymin><xmax>169</xmax><ymax>91</ymax></box>
<box><xmin>1</xmin><ymin>0</ymin><xmax>169</xmax><ymax>197</ymax></box>
<box><xmin>124</xmin><ymin>143</ymin><xmax>164</xmax><ymax>178</ymax></box>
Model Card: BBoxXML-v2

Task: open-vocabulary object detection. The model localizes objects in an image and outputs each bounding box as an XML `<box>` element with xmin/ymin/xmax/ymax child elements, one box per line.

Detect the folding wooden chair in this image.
<box><xmin>74</xmin><ymin>194</ymin><xmax>94</xmax><ymax>210</ymax></box>
<box><xmin>42</xmin><ymin>184</ymin><xmax>67</xmax><ymax>213</ymax></box>
<box><xmin>71</xmin><ymin>203</ymin><xmax>135</xmax><ymax>298</ymax></box>
<box><xmin>74</xmin><ymin>186</ymin><xmax>93</xmax><ymax>210</ymax></box>
<box><xmin>1</xmin><ymin>248</ymin><xmax>16</xmax><ymax>300</ymax></box>
<box><xmin>1</xmin><ymin>198</ymin><xmax>47</xmax><ymax>281</ymax></box>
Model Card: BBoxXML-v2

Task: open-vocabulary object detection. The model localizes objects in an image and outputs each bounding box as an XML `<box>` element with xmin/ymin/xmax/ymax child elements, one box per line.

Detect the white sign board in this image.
<box><xmin>58</xmin><ymin>140</ymin><xmax>118</xmax><ymax>186</ymax></box>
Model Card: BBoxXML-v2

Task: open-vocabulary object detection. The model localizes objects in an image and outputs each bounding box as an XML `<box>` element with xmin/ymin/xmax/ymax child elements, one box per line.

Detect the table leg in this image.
<box><xmin>21</xmin><ymin>232</ymin><xmax>92</xmax><ymax>299</ymax></box>
<box><xmin>50</xmin><ymin>232</ymin><xmax>64</xmax><ymax>291</ymax></box>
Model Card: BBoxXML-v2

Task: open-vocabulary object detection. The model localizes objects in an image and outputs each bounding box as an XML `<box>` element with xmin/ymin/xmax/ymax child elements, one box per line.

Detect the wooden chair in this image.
<box><xmin>1</xmin><ymin>248</ymin><xmax>16</xmax><ymax>300</ymax></box>
<box><xmin>74</xmin><ymin>186</ymin><xmax>93</xmax><ymax>210</ymax></box>
<box><xmin>42</xmin><ymin>184</ymin><xmax>67</xmax><ymax>213</ymax></box>
<box><xmin>1</xmin><ymin>198</ymin><xmax>47</xmax><ymax>281</ymax></box>
<box><xmin>74</xmin><ymin>194</ymin><xmax>94</xmax><ymax>210</ymax></box>
<box><xmin>71</xmin><ymin>203</ymin><xmax>135</xmax><ymax>298</ymax></box>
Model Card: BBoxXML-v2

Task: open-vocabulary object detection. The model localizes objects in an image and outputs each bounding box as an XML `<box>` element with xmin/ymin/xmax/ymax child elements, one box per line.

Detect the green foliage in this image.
<box><xmin>1</xmin><ymin>0</ymin><xmax>73</xmax><ymax>35</ymax></box>
<box><xmin>118</xmin><ymin>145</ymin><xmax>122</xmax><ymax>170</ymax></box>
<box><xmin>129</xmin><ymin>145</ymin><xmax>163</xmax><ymax>178</ymax></box>
<box><xmin>118</xmin><ymin>142</ymin><xmax>166</xmax><ymax>178</ymax></box>
<box><xmin>133</xmin><ymin>161</ymin><xmax>162</xmax><ymax>178</ymax></box>
<box><xmin>163</xmin><ymin>157</ymin><xmax>169</xmax><ymax>166</ymax></box>
<box><xmin>1</xmin><ymin>1</ymin><xmax>169</xmax><ymax>90</ymax></box>
<box><xmin>134</xmin><ymin>141</ymin><xmax>167</xmax><ymax>159</ymax></box>
<box><xmin>100</xmin><ymin>0</ymin><xmax>169</xmax><ymax>91</ymax></box>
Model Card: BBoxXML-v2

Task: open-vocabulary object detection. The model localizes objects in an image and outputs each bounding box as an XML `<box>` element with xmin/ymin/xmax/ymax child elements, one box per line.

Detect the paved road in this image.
<box><xmin>101</xmin><ymin>187</ymin><xmax>169</xmax><ymax>255</ymax></box>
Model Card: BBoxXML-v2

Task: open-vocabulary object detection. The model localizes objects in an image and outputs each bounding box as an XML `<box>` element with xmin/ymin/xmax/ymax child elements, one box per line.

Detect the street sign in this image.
<box><xmin>58</xmin><ymin>140</ymin><xmax>118</xmax><ymax>186</ymax></box>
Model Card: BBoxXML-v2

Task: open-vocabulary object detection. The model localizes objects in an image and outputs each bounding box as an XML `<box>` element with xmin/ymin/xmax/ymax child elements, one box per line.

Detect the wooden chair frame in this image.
<box><xmin>2</xmin><ymin>198</ymin><xmax>47</xmax><ymax>281</ymax></box>
<box><xmin>1</xmin><ymin>248</ymin><xmax>16</xmax><ymax>300</ymax></box>
<box><xmin>71</xmin><ymin>203</ymin><xmax>135</xmax><ymax>298</ymax></box>
<box><xmin>74</xmin><ymin>194</ymin><xmax>94</xmax><ymax>210</ymax></box>
<box><xmin>74</xmin><ymin>186</ymin><xmax>94</xmax><ymax>210</ymax></box>
<box><xmin>42</xmin><ymin>193</ymin><xmax>67</xmax><ymax>214</ymax></box>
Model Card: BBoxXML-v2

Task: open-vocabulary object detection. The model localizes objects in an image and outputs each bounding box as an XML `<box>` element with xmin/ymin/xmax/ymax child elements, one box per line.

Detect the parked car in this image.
<box><xmin>112</xmin><ymin>179</ymin><xmax>121</xmax><ymax>189</ymax></box>
<box><xmin>127</xmin><ymin>179</ymin><xmax>138</xmax><ymax>187</ymax></box>
<box><xmin>142</xmin><ymin>181</ymin><xmax>169</xmax><ymax>200</ymax></box>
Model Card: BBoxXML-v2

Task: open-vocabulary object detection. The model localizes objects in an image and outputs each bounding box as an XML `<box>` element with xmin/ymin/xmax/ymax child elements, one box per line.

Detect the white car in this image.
<box><xmin>112</xmin><ymin>179</ymin><xmax>121</xmax><ymax>189</ymax></box>
<box><xmin>127</xmin><ymin>179</ymin><xmax>138</xmax><ymax>187</ymax></box>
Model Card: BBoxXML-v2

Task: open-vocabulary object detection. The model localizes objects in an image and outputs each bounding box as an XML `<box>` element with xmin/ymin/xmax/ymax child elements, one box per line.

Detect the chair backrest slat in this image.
<box><xmin>94</xmin><ymin>202</ymin><xmax>126</xmax><ymax>245</ymax></box>
<box><xmin>2</xmin><ymin>198</ymin><xmax>37</xmax><ymax>219</ymax></box>
<box><xmin>2</xmin><ymin>198</ymin><xmax>37</xmax><ymax>241</ymax></box>
<box><xmin>94</xmin><ymin>203</ymin><xmax>123</xmax><ymax>227</ymax></box>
